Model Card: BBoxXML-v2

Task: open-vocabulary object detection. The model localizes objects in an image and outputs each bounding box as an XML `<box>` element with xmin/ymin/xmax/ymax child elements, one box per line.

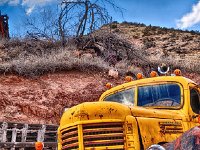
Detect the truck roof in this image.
<box><xmin>99</xmin><ymin>76</ymin><xmax>196</xmax><ymax>101</ymax></box>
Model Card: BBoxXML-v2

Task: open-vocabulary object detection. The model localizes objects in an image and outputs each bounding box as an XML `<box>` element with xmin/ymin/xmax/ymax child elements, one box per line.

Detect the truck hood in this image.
<box><xmin>130</xmin><ymin>106</ymin><xmax>185</xmax><ymax>120</ymax></box>
<box><xmin>60</xmin><ymin>101</ymin><xmax>132</xmax><ymax>127</ymax></box>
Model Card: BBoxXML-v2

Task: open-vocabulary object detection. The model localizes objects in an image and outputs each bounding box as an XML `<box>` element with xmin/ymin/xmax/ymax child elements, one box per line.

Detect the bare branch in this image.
<box><xmin>59</xmin><ymin>0</ymin><xmax>122</xmax><ymax>38</ymax></box>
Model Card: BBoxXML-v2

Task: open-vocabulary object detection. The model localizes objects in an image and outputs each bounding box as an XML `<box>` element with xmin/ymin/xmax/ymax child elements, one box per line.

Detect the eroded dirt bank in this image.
<box><xmin>0</xmin><ymin>71</ymin><xmax>123</xmax><ymax>124</ymax></box>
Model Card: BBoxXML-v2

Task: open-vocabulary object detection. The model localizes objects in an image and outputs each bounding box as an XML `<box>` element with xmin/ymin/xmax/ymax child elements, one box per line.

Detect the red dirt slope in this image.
<box><xmin>0</xmin><ymin>71</ymin><xmax>122</xmax><ymax>124</ymax></box>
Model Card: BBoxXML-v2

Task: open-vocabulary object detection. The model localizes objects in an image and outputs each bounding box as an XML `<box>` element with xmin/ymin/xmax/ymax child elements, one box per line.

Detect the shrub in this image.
<box><xmin>143</xmin><ymin>38</ymin><xmax>156</xmax><ymax>49</ymax></box>
<box><xmin>110</xmin><ymin>24</ymin><xmax>118</xmax><ymax>29</ymax></box>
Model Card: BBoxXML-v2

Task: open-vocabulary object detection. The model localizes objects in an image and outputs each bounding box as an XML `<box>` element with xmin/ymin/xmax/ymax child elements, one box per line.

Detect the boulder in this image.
<box><xmin>81</xmin><ymin>53</ymin><xmax>93</xmax><ymax>59</ymax></box>
<box><xmin>108</xmin><ymin>69</ymin><xmax>119</xmax><ymax>79</ymax></box>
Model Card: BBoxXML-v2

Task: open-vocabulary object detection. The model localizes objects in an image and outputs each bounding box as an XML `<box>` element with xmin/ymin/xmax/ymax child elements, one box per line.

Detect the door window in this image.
<box><xmin>190</xmin><ymin>88</ymin><xmax>200</xmax><ymax>114</ymax></box>
<box><xmin>138</xmin><ymin>83</ymin><xmax>181</xmax><ymax>107</ymax></box>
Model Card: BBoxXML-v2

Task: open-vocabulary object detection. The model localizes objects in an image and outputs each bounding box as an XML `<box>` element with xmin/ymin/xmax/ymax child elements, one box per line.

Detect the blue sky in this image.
<box><xmin>1</xmin><ymin>0</ymin><xmax>200</xmax><ymax>37</ymax></box>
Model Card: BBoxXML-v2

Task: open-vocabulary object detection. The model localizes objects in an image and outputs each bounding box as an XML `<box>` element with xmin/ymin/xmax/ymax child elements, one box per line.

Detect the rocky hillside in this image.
<box><xmin>0</xmin><ymin>22</ymin><xmax>199</xmax><ymax>124</ymax></box>
<box><xmin>98</xmin><ymin>22</ymin><xmax>200</xmax><ymax>74</ymax></box>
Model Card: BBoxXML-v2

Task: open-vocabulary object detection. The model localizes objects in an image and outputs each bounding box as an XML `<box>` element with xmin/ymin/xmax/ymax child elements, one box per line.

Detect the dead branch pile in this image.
<box><xmin>75</xmin><ymin>33</ymin><xmax>150</xmax><ymax>66</ymax></box>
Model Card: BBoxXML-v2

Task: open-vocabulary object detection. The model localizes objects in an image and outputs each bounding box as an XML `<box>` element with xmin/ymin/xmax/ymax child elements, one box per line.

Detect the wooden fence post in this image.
<box><xmin>37</xmin><ymin>125</ymin><xmax>46</xmax><ymax>142</ymax></box>
<box><xmin>19</xmin><ymin>124</ymin><xmax>28</xmax><ymax>150</ymax></box>
<box><xmin>1</xmin><ymin>122</ymin><xmax>8</xmax><ymax>142</ymax></box>
<box><xmin>11</xmin><ymin>124</ymin><xmax>17</xmax><ymax>150</ymax></box>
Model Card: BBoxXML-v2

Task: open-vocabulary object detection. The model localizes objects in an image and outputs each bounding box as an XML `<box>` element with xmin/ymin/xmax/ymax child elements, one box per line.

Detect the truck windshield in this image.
<box><xmin>138</xmin><ymin>83</ymin><xmax>181</xmax><ymax>107</ymax></box>
<box><xmin>104</xmin><ymin>88</ymin><xmax>134</xmax><ymax>107</ymax></box>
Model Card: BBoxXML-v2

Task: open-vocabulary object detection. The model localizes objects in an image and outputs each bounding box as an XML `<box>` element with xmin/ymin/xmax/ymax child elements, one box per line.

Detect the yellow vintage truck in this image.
<box><xmin>57</xmin><ymin>70</ymin><xmax>200</xmax><ymax>150</ymax></box>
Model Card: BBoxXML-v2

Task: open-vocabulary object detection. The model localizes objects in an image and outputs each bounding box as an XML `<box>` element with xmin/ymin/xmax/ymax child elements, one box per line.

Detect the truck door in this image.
<box><xmin>189</xmin><ymin>84</ymin><xmax>200</xmax><ymax>127</ymax></box>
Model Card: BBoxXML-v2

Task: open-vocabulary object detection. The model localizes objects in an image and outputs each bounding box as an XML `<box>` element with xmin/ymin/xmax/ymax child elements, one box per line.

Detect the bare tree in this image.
<box><xmin>24</xmin><ymin>7</ymin><xmax>58</xmax><ymax>40</ymax></box>
<box><xmin>24</xmin><ymin>0</ymin><xmax>122</xmax><ymax>44</ymax></box>
<box><xmin>58</xmin><ymin>0</ymin><xmax>122</xmax><ymax>39</ymax></box>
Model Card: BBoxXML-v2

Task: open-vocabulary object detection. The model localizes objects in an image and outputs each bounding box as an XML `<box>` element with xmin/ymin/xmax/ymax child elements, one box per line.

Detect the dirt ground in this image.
<box><xmin>0</xmin><ymin>71</ymin><xmax>124</xmax><ymax>124</ymax></box>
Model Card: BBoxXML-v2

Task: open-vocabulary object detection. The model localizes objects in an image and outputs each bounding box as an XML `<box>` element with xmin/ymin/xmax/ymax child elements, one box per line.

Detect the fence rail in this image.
<box><xmin>0</xmin><ymin>122</ymin><xmax>58</xmax><ymax>150</ymax></box>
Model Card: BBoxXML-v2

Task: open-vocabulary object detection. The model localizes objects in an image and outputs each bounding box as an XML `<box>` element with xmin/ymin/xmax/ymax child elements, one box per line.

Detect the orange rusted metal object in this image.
<box><xmin>35</xmin><ymin>142</ymin><xmax>44</xmax><ymax>150</ymax></box>
<box><xmin>174</xmin><ymin>69</ymin><xmax>182</xmax><ymax>76</ymax></box>
<box><xmin>150</xmin><ymin>71</ymin><xmax>158</xmax><ymax>77</ymax></box>
<box><xmin>125</xmin><ymin>76</ymin><xmax>134</xmax><ymax>82</ymax></box>
<box><xmin>0</xmin><ymin>11</ymin><xmax>9</xmax><ymax>39</ymax></box>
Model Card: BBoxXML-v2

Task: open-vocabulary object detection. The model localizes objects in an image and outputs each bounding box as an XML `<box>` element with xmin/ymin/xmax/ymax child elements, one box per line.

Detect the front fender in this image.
<box><xmin>125</xmin><ymin>115</ymin><xmax>140</xmax><ymax>150</ymax></box>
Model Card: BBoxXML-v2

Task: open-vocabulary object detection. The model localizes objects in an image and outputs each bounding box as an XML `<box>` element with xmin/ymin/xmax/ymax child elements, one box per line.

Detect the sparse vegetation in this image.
<box><xmin>142</xmin><ymin>37</ymin><xmax>156</xmax><ymax>49</ymax></box>
<box><xmin>0</xmin><ymin>22</ymin><xmax>199</xmax><ymax>78</ymax></box>
<box><xmin>110</xmin><ymin>24</ymin><xmax>118</xmax><ymax>29</ymax></box>
<box><xmin>0</xmin><ymin>39</ymin><xmax>110</xmax><ymax>77</ymax></box>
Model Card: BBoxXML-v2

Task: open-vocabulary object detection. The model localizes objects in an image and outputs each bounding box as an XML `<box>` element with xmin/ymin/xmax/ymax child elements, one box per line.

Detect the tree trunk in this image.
<box><xmin>76</xmin><ymin>0</ymin><xmax>89</xmax><ymax>37</ymax></box>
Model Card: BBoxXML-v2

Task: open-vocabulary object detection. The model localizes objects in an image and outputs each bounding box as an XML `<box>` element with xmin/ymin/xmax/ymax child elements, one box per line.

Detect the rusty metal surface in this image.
<box><xmin>82</xmin><ymin>122</ymin><xmax>124</xmax><ymax>148</ymax></box>
<box><xmin>164</xmin><ymin>126</ymin><xmax>200</xmax><ymax>150</ymax></box>
<box><xmin>60</xmin><ymin>122</ymin><xmax>125</xmax><ymax>150</ymax></box>
<box><xmin>159</xmin><ymin>121</ymin><xmax>183</xmax><ymax>134</ymax></box>
<box><xmin>61</xmin><ymin>125</ymin><xmax>78</xmax><ymax>149</ymax></box>
<box><xmin>62</xmin><ymin>142</ymin><xmax>79</xmax><ymax>149</ymax></box>
<box><xmin>0</xmin><ymin>11</ymin><xmax>9</xmax><ymax>39</ymax></box>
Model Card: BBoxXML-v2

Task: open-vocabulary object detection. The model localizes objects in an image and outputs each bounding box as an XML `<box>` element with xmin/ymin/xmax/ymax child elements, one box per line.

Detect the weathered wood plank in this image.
<box><xmin>0</xmin><ymin>122</ymin><xmax>58</xmax><ymax>149</ymax></box>
<box><xmin>21</xmin><ymin>124</ymin><xmax>28</xmax><ymax>142</ymax></box>
<box><xmin>0</xmin><ymin>142</ymin><xmax>57</xmax><ymax>148</ymax></box>
<box><xmin>10</xmin><ymin>124</ymin><xmax>18</xmax><ymax>150</ymax></box>
<box><xmin>19</xmin><ymin>124</ymin><xmax>28</xmax><ymax>150</ymax></box>
<box><xmin>37</xmin><ymin>125</ymin><xmax>46</xmax><ymax>142</ymax></box>
<box><xmin>11</xmin><ymin>124</ymin><xmax>17</xmax><ymax>143</ymax></box>
<box><xmin>1</xmin><ymin>122</ymin><xmax>8</xmax><ymax>142</ymax></box>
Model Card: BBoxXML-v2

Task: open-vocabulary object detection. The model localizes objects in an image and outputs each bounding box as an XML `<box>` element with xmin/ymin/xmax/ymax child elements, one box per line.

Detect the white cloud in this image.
<box><xmin>0</xmin><ymin>0</ymin><xmax>7</xmax><ymax>5</ymax></box>
<box><xmin>177</xmin><ymin>1</ymin><xmax>200</xmax><ymax>29</ymax></box>
<box><xmin>25</xmin><ymin>5</ymin><xmax>35</xmax><ymax>15</ymax></box>
<box><xmin>22</xmin><ymin>0</ymin><xmax>55</xmax><ymax>7</ymax></box>
<box><xmin>0</xmin><ymin>0</ymin><xmax>20</xmax><ymax>5</ymax></box>
<box><xmin>0</xmin><ymin>0</ymin><xmax>59</xmax><ymax>15</ymax></box>
<box><xmin>9</xmin><ymin>0</ymin><xmax>20</xmax><ymax>5</ymax></box>
<box><xmin>0</xmin><ymin>0</ymin><xmax>14</xmax><ymax>5</ymax></box>
<box><xmin>22</xmin><ymin>0</ymin><xmax>60</xmax><ymax>15</ymax></box>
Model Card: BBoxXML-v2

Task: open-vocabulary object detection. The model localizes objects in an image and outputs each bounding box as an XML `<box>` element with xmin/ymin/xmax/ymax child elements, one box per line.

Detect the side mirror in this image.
<box><xmin>158</xmin><ymin>63</ymin><xmax>169</xmax><ymax>75</ymax></box>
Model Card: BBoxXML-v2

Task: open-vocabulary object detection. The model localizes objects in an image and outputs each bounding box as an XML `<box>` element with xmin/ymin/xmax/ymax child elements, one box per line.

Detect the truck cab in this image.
<box><xmin>57</xmin><ymin>72</ymin><xmax>200</xmax><ymax>150</ymax></box>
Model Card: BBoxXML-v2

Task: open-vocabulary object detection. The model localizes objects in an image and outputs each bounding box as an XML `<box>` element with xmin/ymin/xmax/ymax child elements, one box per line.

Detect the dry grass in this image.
<box><xmin>0</xmin><ymin>39</ymin><xmax>110</xmax><ymax>77</ymax></box>
<box><xmin>0</xmin><ymin>50</ymin><xmax>110</xmax><ymax>77</ymax></box>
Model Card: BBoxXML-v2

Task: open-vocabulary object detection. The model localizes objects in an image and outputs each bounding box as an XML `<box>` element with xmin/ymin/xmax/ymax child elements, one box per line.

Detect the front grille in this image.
<box><xmin>83</xmin><ymin>122</ymin><xmax>124</xmax><ymax>149</ymax></box>
<box><xmin>61</xmin><ymin>126</ymin><xmax>79</xmax><ymax>150</ymax></box>
<box><xmin>60</xmin><ymin>122</ymin><xmax>125</xmax><ymax>150</ymax></box>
